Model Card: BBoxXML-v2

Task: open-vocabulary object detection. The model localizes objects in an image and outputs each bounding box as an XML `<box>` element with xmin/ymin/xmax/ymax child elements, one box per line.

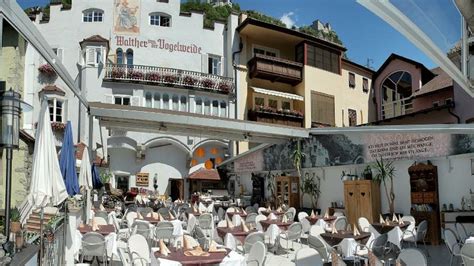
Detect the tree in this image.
<box><xmin>372</xmin><ymin>158</ymin><xmax>396</xmax><ymax>214</ymax></box>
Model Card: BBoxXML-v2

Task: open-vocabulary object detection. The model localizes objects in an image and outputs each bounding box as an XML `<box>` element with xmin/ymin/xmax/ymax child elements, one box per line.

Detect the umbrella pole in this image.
<box><xmin>39</xmin><ymin>207</ymin><xmax>44</xmax><ymax>266</ymax></box>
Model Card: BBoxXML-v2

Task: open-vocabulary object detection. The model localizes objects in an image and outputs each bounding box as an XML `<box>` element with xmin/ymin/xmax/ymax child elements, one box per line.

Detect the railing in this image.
<box><xmin>104</xmin><ymin>64</ymin><xmax>234</xmax><ymax>95</ymax></box>
<box><xmin>248</xmin><ymin>108</ymin><xmax>304</xmax><ymax>127</ymax></box>
<box><xmin>248</xmin><ymin>53</ymin><xmax>303</xmax><ymax>85</ymax></box>
<box><xmin>381</xmin><ymin>97</ymin><xmax>414</xmax><ymax>119</ymax></box>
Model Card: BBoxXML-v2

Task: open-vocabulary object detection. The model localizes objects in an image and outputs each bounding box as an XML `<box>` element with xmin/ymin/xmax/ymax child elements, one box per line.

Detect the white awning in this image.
<box><xmin>252</xmin><ymin>87</ymin><xmax>304</xmax><ymax>101</ymax></box>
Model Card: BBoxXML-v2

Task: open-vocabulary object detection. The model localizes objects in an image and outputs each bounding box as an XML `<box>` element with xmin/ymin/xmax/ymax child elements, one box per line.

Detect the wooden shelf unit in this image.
<box><xmin>276</xmin><ymin>176</ymin><xmax>300</xmax><ymax>209</ymax></box>
<box><xmin>408</xmin><ymin>162</ymin><xmax>441</xmax><ymax>245</ymax></box>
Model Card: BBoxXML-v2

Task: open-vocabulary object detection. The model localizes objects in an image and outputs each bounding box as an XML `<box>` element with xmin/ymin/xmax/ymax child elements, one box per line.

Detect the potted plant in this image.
<box><xmin>363</xmin><ymin>165</ymin><xmax>373</xmax><ymax>180</ymax></box>
<box><xmin>38</xmin><ymin>64</ymin><xmax>56</xmax><ymax>77</ymax></box>
<box><xmin>300</xmin><ymin>172</ymin><xmax>321</xmax><ymax>213</ymax></box>
<box><xmin>10</xmin><ymin>207</ymin><xmax>21</xmax><ymax>233</ymax></box>
<box><xmin>372</xmin><ymin>157</ymin><xmax>396</xmax><ymax>215</ymax></box>
<box><xmin>266</xmin><ymin>172</ymin><xmax>277</xmax><ymax>208</ymax></box>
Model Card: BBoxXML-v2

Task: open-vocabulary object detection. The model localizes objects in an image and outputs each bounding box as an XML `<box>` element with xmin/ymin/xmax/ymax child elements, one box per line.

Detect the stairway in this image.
<box><xmin>25</xmin><ymin>210</ymin><xmax>57</xmax><ymax>233</ymax></box>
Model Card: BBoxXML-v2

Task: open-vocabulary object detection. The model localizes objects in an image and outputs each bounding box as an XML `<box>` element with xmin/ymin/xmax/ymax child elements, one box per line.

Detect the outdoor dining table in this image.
<box><xmin>370</xmin><ymin>221</ymin><xmax>409</xmax><ymax>234</ymax></box>
<box><xmin>226</xmin><ymin>212</ymin><xmax>248</xmax><ymax>220</ymax></box>
<box><xmin>320</xmin><ymin>230</ymin><xmax>371</xmax><ymax>247</ymax></box>
<box><xmin>142</xmin><ymin>216</ymin><xmax>177</xmax><ymax>224</ymax></box>
<box><xmin>154</xmin><ymin>247</ymin><xmax>245</xmax><ymax>265</ymax></box>
<box><xmin>260</xmin><ymin>210</ymin><xmax>285</xmax><ymax>217</ymax></box>
<box><xmin>306</xmin><ymin>216</ymin><xmax>337</xmax><ymax>225</ymax></box>
<box><xmin>78</xmin><ymin>224</ymin><xmax>115</xmax><ymax>236</ymax></box>
<box><xmin>216</xmin><ymin>227</ymin><xmax>257</xmax><ymax>244</ymax></box>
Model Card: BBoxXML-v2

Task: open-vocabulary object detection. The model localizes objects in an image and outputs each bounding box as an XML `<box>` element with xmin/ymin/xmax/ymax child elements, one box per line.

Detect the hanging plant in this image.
<box><xmin>38</xmin><ymin>64</ymin><xmax>56</xmax><ymax>76</ymax></box>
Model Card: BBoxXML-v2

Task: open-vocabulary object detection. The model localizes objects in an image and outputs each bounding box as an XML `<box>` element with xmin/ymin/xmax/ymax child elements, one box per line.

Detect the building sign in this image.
<box><xmin>114</xmin><ymin>0</ymin><xmax>141</xmax><ymax>35</ymax></box>
<box><xmin>136</xmin><ymin>172</ymin><xmax>149</xmax><ymax>187</ymax></box>
<box><xmin>258</xmin><ymin>133</ymin><xmax>474</xmax><ymax>172</ymax></box>
<box><xmin>234</xmin><ymin>149</ymin><xmax>264</xmax><ymax>173</ymax></box>
<box><xmin>115</xmin><ymin>36</ymin><xmax>203</xmax><ymax>54</ymax></box>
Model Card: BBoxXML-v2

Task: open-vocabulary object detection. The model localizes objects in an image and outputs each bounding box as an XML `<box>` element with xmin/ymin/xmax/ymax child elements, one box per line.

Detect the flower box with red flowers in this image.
<box><xmin>201</xmin><ymin>78</ymin><xmax>216</xmax><ymax>89</ymax></box>
<box><xmin>218</xmin><ymin>82</ymin><xmax>232</xmax><ymax>93</ymax></box>
<box><xmin>111</xmin><ymin>68</ymin><xmax>126</xmax><ymax>79</ymax></box>
<box><xmin>38</xmin><ymin>64</ymin><xmax>56</xmax><ymax>76</ymax></box>
<box><xmin>183</xmin><ymin>76</ymin><xmax>197</xmax><ymax>86</ymax></box>
<box><xmin>146</xmin><ymin>72</ymin><xmax>161</xmax><ymax>82</ymax></box>
<box><xmin>128</xmin><ymin>70</ymin><xmax>144</xmax><ymax>80</ymax></box>
<box><xmin>163</xmin><ymin>74</ymin><xmax>177</xmax><ymax>83</ymax></box>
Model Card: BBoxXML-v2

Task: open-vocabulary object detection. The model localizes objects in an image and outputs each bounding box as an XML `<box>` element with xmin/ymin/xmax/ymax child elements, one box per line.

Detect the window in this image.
<box><xmin>126</xmin><ymin>49</ymin><xmax>134</xmax><ymax>66</ymax></box>
<box><xmin>85</xmin><ymin>47</ymin><xmax>103</xmax><ymax>66</ymax></box>
<box><xmin>212</xmin><ymin>100</ymin><xmax>219</xmax><ymax>116</ymax></box>
<box><xmin>204</xmin><ymin>99</ymin><xmax>210</xmax><ymax>115</ymax></box>
<box><xmin>349</xmin><ymin>72</ymin><xmax>356</xmax><ymax>88</ymax></box>
<box><xmin>145</xmin><ymin>92</ymin><xmax>152</xmax><ymax>108</ymax></box>
<box><xmin>114</xmin><ymin>96</ymin><xmax>130</xmax><ymax>105</ymax></box>
<box><xmin>381</xmin><ymin>71</ymin><xmax>413</xmax><ymax>119</ymax></box>
<box><xmin>268</xmin><ymin>99</ymin><xmax>278</xmax><ymax>109</ymax></box>
<box><xmin>48</xmin><ymin>98</ymin><xmax>64</xmax><ymax>122</ymax></box>
<box><xmin>162</xmin><ymin>94</ymin><xmax>170</xmax><ymax>109</ymax></box>
<box><xmin>196</xmin><ymin>97</ymin><xmax>203</xmax><ymax>114</ymax></box>
<box><xmin>282</xmin><ymin>101</ymin><xmax>291</xmax><ymax>110</ymax></box>
<box><xmin>348</xmin><ymin>109</ymin><xmax>357</xmax><ymax>126</ymax></box>
<box><xmin>208</xmin><ymin>55</ymin><xmax>221</xmax><ymax>75</ymax></box>
<box><xmin>304</xmin><ymin>43</ymin><xmax>340</xmax><ymax>74</ymax></box>
<box><xmin>252</xmin><ymin>45</ymin><xmax>279</xmax><ymax>57</ymax></box>
<box><xmin>363</xmin><ymin>78</ymin><xmax>369</xmax><ymax>93</ymax></box>
<box><xmin>150</xmin><ymin>13</ymin><xmax>171</xmax><ymax>27</ymax></box>
<box><xmin>180</xmin><ymin>96</ymin><xmax>187</xmax><ymax>112</ymax></box>
<box><xmin>220</xmin><ymin>101</ymin><xmax>227</xmax><ymax>117</ymax></box>
<box><xmin>116</xmin><ymin>48</ymin><xmax>123</xmax><ymax>64</ymax></box>
<box><xmin>52</xmin><ymin>48</ymin><xmax>63</xmax><ymax>63</ymax></box>
<box><xmin>172</xmin><ymin>95</ymin><xmax>179</xmax><ymax>110</ymax></box>
<box><xmin>154</xmin><ymin>93</ymin><xmax>161</xmax><ymax>108</ymax></box>
<box><xmin>83</xmin><ymin>9</ymin><xmax>103</xmax><ymax>22</ymax></box>
<box><xmin>311</xmin><ymin>92</ymin><xmax>335</xmax><ymax>126</ymax></box>
<box><xmin>254</xmin><ymin>97</ymin><xmax>264</xmax><ymax>107</ymax></box>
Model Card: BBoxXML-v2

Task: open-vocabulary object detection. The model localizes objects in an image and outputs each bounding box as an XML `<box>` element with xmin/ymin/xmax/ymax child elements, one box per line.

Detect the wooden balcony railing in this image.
<box><xmin>104</xmin><ymin>64</ymin><xmax>234</xmax><ymax>95</ymax></box>
<box><xmin>381</xmin><ymin>97</ymin><xmax>414</xmax><ymax>119</ymax></box>
<box><xmin>248</xmin><ymin>54</ymin><xmax>303</xmax><ymax>85</ymax></box>
<box><xmin>248</xmin><ymin>108</ymin><xmax>304</xmax><ymax>127</ymax></box>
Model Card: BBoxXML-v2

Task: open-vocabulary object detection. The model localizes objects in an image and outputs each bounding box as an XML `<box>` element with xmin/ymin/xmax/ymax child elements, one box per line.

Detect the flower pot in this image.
<box><xmin>15</xmin><ymin>234</ymin><xmax>24</xmax><ymax>249</ymax></box>
<box><xmin>10</xmin><ymin>222</ymin><xmax>21</xmax><ymax>234</ymax></box>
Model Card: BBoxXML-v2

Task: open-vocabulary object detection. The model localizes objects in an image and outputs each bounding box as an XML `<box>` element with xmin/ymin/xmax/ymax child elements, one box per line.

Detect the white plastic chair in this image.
<box><xmin>300</xmin><ymin>217</ymin><xmax>311</xmax><ymax>239</ymax></box>
<box><xmin>257</xmin><ymin>207</ymin><xmax>266</xmax><ymax>215</ymax></box>
<box><xmin>298</xmin><ymin>211</ymin><xmax>308</xmax><ymax>222</ymax></box>
<box><xmin>246</xmin><ymin>241</ymin><xmax>266</xmax><ymax>266</ymax></box>
<box><xmin>279</xmin><ymin>222</ymin><xmax>303</xmax><ymax>257</ymax></box>
<box><xmin>255</xmin><ymin>214</ymin><xmax>267</xmax><ymax>232</ymax></box>
<box><xmin>295</xmin><ymin>247</ymin><xmax>323</xmax><ymax>266</ymax></box>
<box><xmin>334</xmin><ymin>216</ymin><xmax>348</xmax><ymax>231</ymax></box>
<box><xmin>444</xmin><ymin>228</ymin><xmax>463</xmax><ymax>266</ymax></box>
<box><xmin>461</xmin><ymin>243</ymin><xmax>474</xmax><ymax>266</ymax></box>
<box><xmin>402</xmin><ymin>215</ymin><xmax>416</xmax><ymax>238</ymax></box>
<box><xmin>456</xmin><ymin>222</ymin><xmax>471</xmax><ymax>243</ymax></box>
<box><xmin>126</xmin><ymin>211</ymin><xmax>138</xmax><ymax>228</ymax></box>
<box><xmin>224</xmin><ymin>233</ymin><xmax>238</xmax><ymax>251</ymax></box>
<box><xmin>81</xmin><ymin>232</ymin><xmax>107</xmax><ymax>265</ymax></box>
<box><xmin>127</xmin><ymin>234</ymin><xmax>150</xmax><ymax>266</ymax></box>
<box><xmin>217</xmin><ymin>207</ymin><xmax>225</xmax><ymax>221</ymax></box>
<box><xmin>398</xmin><ymin>248</ymin><xmax>428</xmax><ymax>266</ymax></box>
<box><xmin>184</xmin><ymin>214</ymin><xmax>197</xmax><ymax>235</ymax></box>
<box><xmin>242</xmin><ymin>232</ymin><xmax>265</xmax><ymax>254</ymax></box>
<box><xmin>307</xmin><ymin>234</ymin><xmax>331</xmax><ymax>263</ymax></box>
<box><xmin>287</xmin><ymin>207</ymin><xmax>296</xmax><ymax>221</ymax></box>
<box><xmin>309</xmin><ymin>224</ymin><xmax>325</xmax><ymax>237</ymax></box>
<box><xmin>358</xmin><ymin>217</ymin><xmax>371</xmax><ymax>232</ymax></box>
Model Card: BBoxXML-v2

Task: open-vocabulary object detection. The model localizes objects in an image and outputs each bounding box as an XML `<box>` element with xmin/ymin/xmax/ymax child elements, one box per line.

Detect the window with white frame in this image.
<box><xmin>212</xmin><ymin>100</ymin><xmax>219</xmax><ymax>116</ymax></box>
<box><xmin>116</xmin><ymin>48</ymin><xmax>124</xmax><ymax>64</ymax></box>
<box><xmin>220</xmin><ymin>101</ymin><xmax>227</xmax><ymax>117</ymax></box>
<box><xmin>85</xmin><ymin>47</ymin><xmax>104</xmax><ymax>66</ymax></box>
<box><xmin>180</xmin><ymin>96</ymin><xmax>187</xmax><ymax>112</ymax></box>
<box><xmin>172</xmin><ymin>95</ymin><xmax>179</xmax><ymax>110</ymax></box>
<box><xmin>145</xmin><ymin>92</ymin><xmax>152</xmax><ymax>108</ymax></box>
<box><xmin>204</xmin><ymin>99</ymin><xmax>211</xmax><ymax>115</ymax></box>
<box><xmin>253</xmin><ymin>94</ymin><xmax>293</xmax><ymax>110</ymax></box>
<box><xmin>252</xmin><ymin>45</ymin><xmax>279</xmax><ymax>57</ymax></box>
<box><xmin>83</xmin><ymin>9</ymin><xmax>103</xmax><ymax>22</ymax></box>
<box><xmin>154</xmin><ymin>93</ymin><xmax>161</xmax><ymax>108</ymax></box>
<box><xmin>48</xmin><ymin>98</ymin><xmax>64</xmax><ymax>122</ymax></box>
<box><xmin>195</xmin><ymin>97</ymin><xmax>203</xmax><ymax>114</ymax></box>
<box><xmin>114</xmin><ymin>95</ymin><xmax>130</xmax><ymax>105</ymax></box>
<box><xmin>208</xmin><ymin>55</ymin><xmax>221</xmax><ymax>75</ymax></box>
<box><xmin>52</xmin><ymin>48</ymin><xmax>63</xmax><ymax>63</ymax></box>
<box><xmin>150</xmin><ymin>13</ymin><xmax>171</xmax><ymax>27</ymax></box>
<box><xmin>162</xmin><ymin>94</ymin><xmax>170</xmax><ymax>109</ymax></box>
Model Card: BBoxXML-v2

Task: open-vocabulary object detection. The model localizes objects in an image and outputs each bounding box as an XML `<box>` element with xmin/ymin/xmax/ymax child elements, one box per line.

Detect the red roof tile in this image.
<box><xmin>413</xmin><ymin>67</ymin><xmax>453</xmax><ymax>97</ymax></box>
<box><xmin>40</xmin><ymin>85</ymin><xmax>65</xmax><ymax>96</ymax></box>
<box><xmin>188</xmin><ymin>168</ymin><xmax>221</xmax><ymax>181</ymax></box>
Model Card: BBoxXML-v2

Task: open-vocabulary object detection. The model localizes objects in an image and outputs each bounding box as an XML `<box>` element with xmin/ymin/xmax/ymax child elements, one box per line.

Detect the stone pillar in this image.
<box><xmin>64</xmin><ymin>208</ymin><xmax>81</xmax><ymax>266</ymax></box>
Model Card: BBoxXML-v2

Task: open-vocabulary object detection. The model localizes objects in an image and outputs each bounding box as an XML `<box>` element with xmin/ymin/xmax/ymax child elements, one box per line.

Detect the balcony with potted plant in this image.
<box><xmin>248</xmin><ymin>105</ymin><xmax>304</xmax><ymax>127</ymax></box>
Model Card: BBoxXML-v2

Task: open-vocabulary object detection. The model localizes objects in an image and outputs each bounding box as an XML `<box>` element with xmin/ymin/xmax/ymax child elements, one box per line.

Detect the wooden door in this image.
<box><xmin>358</xmin><ymin>182</ymin><xmax>373</xmax><ymax>223</ymax></box>
<box><xmin>289</xmin><ymin>176</ymin><xmax>300</xmax><ymax>209</ymax></box>
<box><xmin>344</xmin><ymin>182</ymin><xmax>358</xmax><ymax>225</ymax></box>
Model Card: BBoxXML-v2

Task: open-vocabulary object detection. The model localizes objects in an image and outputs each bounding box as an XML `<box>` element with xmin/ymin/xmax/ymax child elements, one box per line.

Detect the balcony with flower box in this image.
<box><xmin>248</xmin><ymin>54</ymin><xmax>303</xmax><ymax>85</ymax></box>
<box><xmin>247</xmin><ymin>106</ymin><xmax>304</xmax><ymax>127</ymax></box>
<box><xmin>104</xmin><ymin>64</ymin><xmax>234</xmax><ymax>95</ymax></box>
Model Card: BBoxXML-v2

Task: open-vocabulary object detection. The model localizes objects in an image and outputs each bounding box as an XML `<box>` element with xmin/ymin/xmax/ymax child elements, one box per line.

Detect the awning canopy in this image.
<box><xmin>188</xmin><ymin>168</ymin><xmax>220</xmax><ymax>181</ymax></box>
<box><xmin>252</xmin><ymin>87</ymin><xmax>304</xmax><ymax>101</ymax></box>
<box><xmin>89</xmin><ymin>102</ymin><xmax>308</xmax><ymax>143</ymax></box>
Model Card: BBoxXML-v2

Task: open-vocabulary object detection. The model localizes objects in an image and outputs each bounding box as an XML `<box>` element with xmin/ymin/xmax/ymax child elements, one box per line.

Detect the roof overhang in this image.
<box><xmin>310</xmin><ymin>123</ymin><xmax>474</xmax><ymax>135</ymax></box>
<box><xmin>357</xmin><ymin>0</ymin><xmax>474</xmax><ymax>97</ymax></box>
<box><xmin>218</xmin><ymin>143</ymin><xmax>271</xmax><ymax>167</ymax></box>
<box><xmin>252</xmin><ymin>87</ymin><xmax>304</xmax><ymax>101</ymax></box>
<box><xmin>0</xmin><ymin>0</ymin><xmax>88</xmax><ymax>108</ymax></box>
<box><xmin>89</xmin><ymin>102</ymin><xmax>309</xmax><ymax>143</ymax></box>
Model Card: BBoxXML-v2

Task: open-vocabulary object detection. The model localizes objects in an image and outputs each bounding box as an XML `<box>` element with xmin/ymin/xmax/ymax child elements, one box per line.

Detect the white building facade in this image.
<box><xmin>23</xmin><ymin>0</ymin><xmax>239</xmax><ymax>199</ymax></box>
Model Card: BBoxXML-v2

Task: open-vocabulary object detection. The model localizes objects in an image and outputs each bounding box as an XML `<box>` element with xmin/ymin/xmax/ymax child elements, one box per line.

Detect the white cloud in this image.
<box><xmin>280</xmin><ymin>12</ymin><xmax>296</xmax><ymax>29</ymax></box>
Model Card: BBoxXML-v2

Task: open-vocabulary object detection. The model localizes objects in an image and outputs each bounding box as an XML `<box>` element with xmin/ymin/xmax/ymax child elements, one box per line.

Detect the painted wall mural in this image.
<box><xmin>114</xmin><ymin>0</ymin><xmax>141</xmax><ymax>35</ymax></box>
<box><xmin>258</xmin><ymin>133</ymin><xmax>474</xmax><ymax>172</ymax></box>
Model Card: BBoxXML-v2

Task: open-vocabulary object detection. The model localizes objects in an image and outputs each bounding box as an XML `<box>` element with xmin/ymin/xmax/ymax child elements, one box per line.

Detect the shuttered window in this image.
<box><xmin>363</xmin><ymin>78</ymin><xmax>369</xmax><ymax>93</ymax></box>
<box><xmin>305</xmin><ymin>43</ymin><xmax>340</xmax><ymax>74</ymax></box>
<box><xmin>349</xmin><ymin>72</ymin><xmax>356</xmax><ymax>88</ymax></box>
<box><xmin>311</xmin><ymin>92</ymin><xmax>335</xmax><ymax>127</ymax></box>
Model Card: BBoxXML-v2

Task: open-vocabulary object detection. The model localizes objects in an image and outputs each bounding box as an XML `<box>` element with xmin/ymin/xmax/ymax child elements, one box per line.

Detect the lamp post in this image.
<box><xmin>0</xmin><ymin>89</ymin><xmax>31</xmax><ymax>241</ymax></box>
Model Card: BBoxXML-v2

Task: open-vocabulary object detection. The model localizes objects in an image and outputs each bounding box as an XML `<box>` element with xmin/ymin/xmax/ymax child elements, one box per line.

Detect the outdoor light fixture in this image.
<box><xmin>0</xmin><ymin>88</ymin><xmax>32</xmax><ymax>241</ymax></box>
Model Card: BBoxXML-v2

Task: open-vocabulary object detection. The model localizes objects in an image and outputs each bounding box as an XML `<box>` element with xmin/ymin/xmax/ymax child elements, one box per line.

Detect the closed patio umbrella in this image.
<box><xmin>28</xmin><ymin>100</ymin><xmax>68</xmax><ymax>264</ymax></box>
<box><xmin>79</xmin><ymin>146</ymin><xmax>93</xmax><ymax>222</ymax></box>
<box><xmin>92</xmin><ymin>163</ymin><xmax>103</xmax><ymax>190</ymax></box>
<box><xmin>59</xmin><ymin>121</ymin><xmax>79</xmax><ymax>196</ymax></box>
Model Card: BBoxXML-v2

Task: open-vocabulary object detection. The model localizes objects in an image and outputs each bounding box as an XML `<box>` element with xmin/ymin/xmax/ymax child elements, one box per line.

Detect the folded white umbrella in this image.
<box><xmin>78</xmin><ymin>146</ymin><xmax>93</xmax><ymax>190</ymax></box>
<box><xmin>28</xmin><ymin>100</ymin><xmax>68</xmax><ymax>208</ymax></box>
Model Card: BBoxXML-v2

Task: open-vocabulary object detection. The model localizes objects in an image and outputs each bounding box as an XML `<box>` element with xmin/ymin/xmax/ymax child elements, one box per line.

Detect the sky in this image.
<box><xmin>16</xmin><ymin>0</ymin><xmax>462</xmax><ymax>70</ymax></box>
